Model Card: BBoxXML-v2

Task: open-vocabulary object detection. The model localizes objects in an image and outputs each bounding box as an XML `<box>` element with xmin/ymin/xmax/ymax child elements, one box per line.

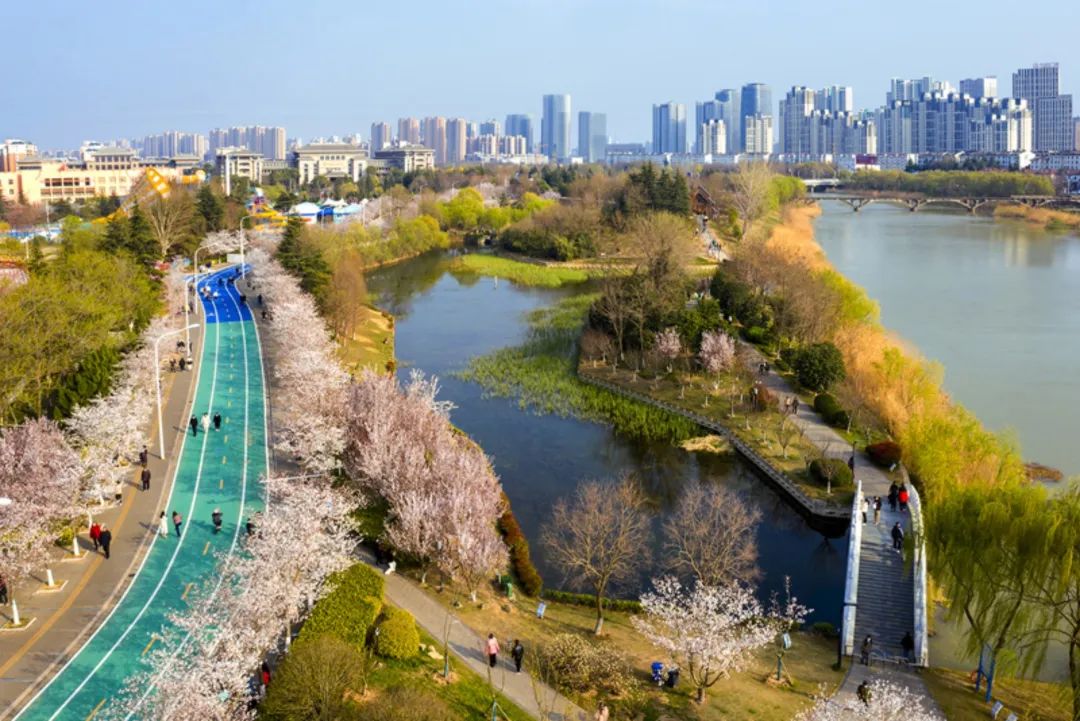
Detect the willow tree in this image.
<box><xmin>926</xmin><ymin>482</ymin><xmax>1056</xmax><ymax>696</ymax></box>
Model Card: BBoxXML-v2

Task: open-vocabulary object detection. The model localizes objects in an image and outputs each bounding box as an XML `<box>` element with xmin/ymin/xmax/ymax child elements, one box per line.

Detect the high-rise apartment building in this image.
<box><xmin>740</xmin><ymin>83</ymin><xmax>773</xmax><ymax>151</ymax></box>
<box><xmin>1012</xmin><ymin>63</ymin><xmax>1073</xmax><ymax>151</ymax></box>
<box><xmin>541</xmin><ymin>94</ymin><xmax>571</xmax><ymax>161</ymax></box>
<box><xmin>135</xmin><ymin>131</ymin><xmax>208</xmax><ymax>159</ymax></box>
<box><xmin>652</xmin><ymin>102</ymin><xmax>687</xmax><ymax>154</ymax></box>
<box><xmin>505</xmin><ymin>114</ymin><xmax>534</xmax><ymax>153</ymax></box>
<box><xmin>815</xmin><ymin>86</ymin><xmax>854</xmax><ymax>113</ymax></box>
<box><xmin>779</xmin><ymin>87</ymin><xmax>816</xmax><ymax>156</ymax></box>
<box><xmin>479</xmin><ymin>119</ymin><xmax>501</xmax><ymax>137</ymax></box>
<box><xmin>446</xmin><ymin>118</ymin><xmax>468</xmax><ymax>164</ymax></box>
<box><xmin>398</xmin><ymin>118</ymin><xmax>421</xmax><ymax>145</ymax></box>
<box><xmin>208</xmin><ymin>126</ymin><xmax>286</xmax><ymax>160</ymax></box>
<box><xmin>714</xmin><ymin>90</ymin><xmax>740</xmax><ymax>153</ymax></box>
<box><xmin>577</xmin><ymin>112</ymin><xmax>607</xmax><ymax>163</ymax></box>
<box><xmin>700</xmin><ymin>119</ymin><xmax>727</xmax><ymax>156</ymax></box>
<box><xmin>886</xmin><ymin>77</ymin><xmax>953</xmax><ymax>104</ymax></box>
<box><xmin>959</xmin><ymin>77</ymin><xmax>998</xmax><ymax>99</ymax></box>
<box><xmin>743</xmin><ymin>114</ymin><xmax>774</xmax><ymax>155</ymax></box>
<box><xmin>1075</xmin><ymin>117</ymin><xmax>1080</xmax><ymax>151</ymax></box>
<box><xmin>877</xmin><ymin>93</ymin><xmax>1031</xmax><ymax>154</ymax></box>
<box><xmin>370</xmin><ymin>122</ymin><xmax>392</xmax><ymax>152</ymax></box>
<box><xmin>421</xmin><ymin>117</ymin><xmax>447</xmax><ymax>165</ymax></box>
<box><xmin>0</xmin><ymin>138</ymin><xmax>38</xmax><ymax>172</ymax></box>
<box><xmin>694</xmin><ymin>100</ymin><xmax>722</xmax><ymax>154</ymax></box>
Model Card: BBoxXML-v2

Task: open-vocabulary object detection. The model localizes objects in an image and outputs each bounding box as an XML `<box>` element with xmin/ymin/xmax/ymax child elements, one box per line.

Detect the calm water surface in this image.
<box><xmin>813</xmin><ymin>202</ymin><xmax>1080</xmax><ymax>477</ymax></box>
<box><xmin>367</xmin><ymin>253</ymin><xmax>846</xmax><ymax>624</ymax></box>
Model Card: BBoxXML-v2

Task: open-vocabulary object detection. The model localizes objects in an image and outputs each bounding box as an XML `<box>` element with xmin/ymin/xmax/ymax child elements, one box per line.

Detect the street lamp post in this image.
<box><xmin>238</xmin><ymin>216</ymin><xmax>250</xmax><ymax>279</ymax></box>
<box><xmin>154</xmin><ymin>324</ymin><xmax>200</xmax><ymax>458</ymax></box>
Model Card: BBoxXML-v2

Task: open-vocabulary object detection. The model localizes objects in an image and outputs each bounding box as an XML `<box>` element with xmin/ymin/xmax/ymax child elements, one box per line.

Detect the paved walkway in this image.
<box><xmin>835</xmin><ymin>663</ymin><xmax>944</xmax><ymax>716</ymax></box>
<box><xmin>3</xmin><ymin>266</ymin><xmax>269</xmax><ymax>721</ymax></box>
<box><xmin>359</xmin><ymin>551</ymin><xmax>584</xmax><ymax>721</ymax></box>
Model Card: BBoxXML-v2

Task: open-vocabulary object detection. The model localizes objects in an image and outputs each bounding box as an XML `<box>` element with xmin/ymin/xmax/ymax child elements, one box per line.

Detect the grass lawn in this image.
<box><xmin>922</xmin><ymin>667</ymin><xmax>1071</xmax><ymax>721</ymax></box>
<box><xmin>579</xmin><ymin>363</ymin><xmax>853</xmax><ymax>509</ymax></box>
<box><xmin>361</xmin><ymin>626</ymin><xmax>534</xmax><ymax>721</ymax></box>
<box><xmin>337</xmin><ymin>304</ymin><xmax>394</xmax><ymax>374</ymax></box>
<box><xmin>448</xmin><ymin>254</ymin><xmax>595</xmax><ymax>288</ymax></box>
<box><xmin>420</xmin><ymin>584</ymin><xmax>842</xmax><ymax>721</ymax></box>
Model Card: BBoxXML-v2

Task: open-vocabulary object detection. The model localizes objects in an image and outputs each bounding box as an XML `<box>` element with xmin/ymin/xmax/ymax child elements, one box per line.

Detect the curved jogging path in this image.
<box><xmin>12</xmin><ymin>266</ymin><xmax>268</xmax><ymax>721</ymax></box>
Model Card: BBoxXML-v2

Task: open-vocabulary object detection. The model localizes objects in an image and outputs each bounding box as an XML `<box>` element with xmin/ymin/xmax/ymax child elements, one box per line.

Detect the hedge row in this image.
<box><xmin>497</xmin><ymin>496</ymin><xmax>543</xmax><ymax>596</ymax></box>
<box><xmin>813</xmin><ymin>393</ymin><xmax>850</xmax><ymax>429</ymax></box>
<box><xmin>543</xmin><ymin>590</ymin><xmax>642</xmax><ymax>614</ymax></box>
<box><xmin>375</xmin><ymin>606</ymin><xmax>420</xmax><ymax>660</ymax></box>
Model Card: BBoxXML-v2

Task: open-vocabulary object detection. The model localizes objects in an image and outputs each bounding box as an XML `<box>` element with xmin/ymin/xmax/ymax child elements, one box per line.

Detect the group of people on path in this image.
<box><xmin>887</xmin><ymin>481</ymin><xmax>910</xmax><ymax>513</ymax></box>
<box><xmin>189</xmin><ymin>411</ymin><xmax>222</xmax><ymax>437</ymax></box>
<box><xmin>484</xmin><ymin>633</ymin><xmax>525</xmax><ymax>673</ymax></box>
<box><xmin>859</xmin><ymin>631</ymin><xmax>918</xmax><ymax>668</ymax></box>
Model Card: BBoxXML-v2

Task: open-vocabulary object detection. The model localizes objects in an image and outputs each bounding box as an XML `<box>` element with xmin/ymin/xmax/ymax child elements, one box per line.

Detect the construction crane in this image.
<box><xmin>93</xmin><ymin>167</ymin><xmax>206</xmax><ymax>224</ymax></box>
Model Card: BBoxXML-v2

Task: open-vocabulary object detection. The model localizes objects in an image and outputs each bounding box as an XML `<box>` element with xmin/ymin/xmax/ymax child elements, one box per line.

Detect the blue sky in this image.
<box><xmin>7</xmin><ymin>0</ymin><xmax>1078</xmax><ymax>148</ymax></box>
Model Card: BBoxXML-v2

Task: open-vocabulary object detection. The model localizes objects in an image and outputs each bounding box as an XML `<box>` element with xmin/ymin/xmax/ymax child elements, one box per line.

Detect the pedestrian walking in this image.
<box><xmin>169</xmin><ymin>358</ymin><xmax>176</xmax><ymax>372</ymax></box>
<box><xmin>901</xmin><ymin>631</ymin><xmax>915</xmax><ymax>663</ymax></box>
<box><xmin>898</xmin><ymin>483</ymin><xmax>910</xmax><ymax>513</ymax></box>
<box><xmin>887</xmin><ymin>482</ymin><xmax>899</xmax><ymax>512</ymax></box>
<box><xmin>511</xmin><ymin>639</ymin><xmax>524</xmax><ymax>673</ymax></box>
<box><xmin>245</xmin><ymin>517</ymin><xmax>255</xmax><ymax>536</ymax></box>
<box><xmin>99</xmin><ymin>525</ymin><xmax>112</xmax><ymax>559</ymax></box>
<box><xmin>189</xmin><ymin>416</ymin><xmax>198</xmax><ymax>437</ymax></box>
<box><xmin>90</xmin><ymin>522</ymin><xmax>102</xmax><ymax>551</ymax></box>
<box><xmin>213</xmin><ymin>412</ymin><xmax>222</xmax><ymax>430</ymax></box>
<box><xmin>860</xmin><ymin>635</ymin><xmax>873</xmax><ymax>666</ymax></box>
<box><xmin>261</xmin><ymin>661</ymin><xmax>271</xmax><ymax>691</ymax></box>
<box><xmin>873</xmin><ymin>496</ymin><xmax>882</xmax><ymax>525</ymax></box>
<box><xmin>892</xmin><ymin>521</ymin><xmax>905</xmax><ymax>551</ymax></box>
<box><xmin>257</xmin><ymin>294</ymin><xmax>263</xmax><ymax>307</ymax></box>
<box><xmin>212</xmin><ymin>508</ymin><xmax>223</xmax><ymax>534</ymax></box>
<box><xmin>857</xmin><ymin>680</ymin><xmax>872</xmax><ymax>706</ymax></box>
<box><xmin>158</xmin><ymin>511</ymin><xmax>169</xmax><ymax>538</ymax></box>
<box><xmin>140</xmin><ymin>447</ymin><xmax>149</xmax><ymax>468</ymax></box>
<box><xmin>485</xmin><ymin>633</ymin><xmax>500</xmax><ymax>668</ymax></box>
<box><xmin>791</xmin><ymin>397</ymin><xmax>798</xmax><ymax>415</ymax></box>
<box><xmin>201</xmin><ymin>413</ymin><xmax>210</xmax><ymax>432</ymax></box>
<box><xmin>172</xmin><ymin>511</ymin><xmax>183</xmax><ymax>537</ymax></box>
<box><xmin>594</xmin><ymin>702</ymin><xmax>609</xmax><ymax>721</ymax></box>
<box><xmin>0</xmin><ymin>575</ymin><xmax>7</xmax><ymax>605</ymax></box>
<box><xmin>141</xmin><ymin>467</ymin><xmax>151</xmax><ymax>491</ymax></box>
<box><xmin>179</xmin><ymin>357</ymin><xmax>187</xmax><ymax>371</ymax></box>
<box><xmin>862</xmin><ymin>496</ymin><xmax>871</xmax><ymax>523</ymax></box>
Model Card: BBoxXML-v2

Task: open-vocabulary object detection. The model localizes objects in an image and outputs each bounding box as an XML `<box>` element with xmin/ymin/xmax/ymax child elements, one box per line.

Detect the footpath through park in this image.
<box><xmin>2</xmin><ymin>266</ymin><xmax>268</xmax><ymax>721</ymax></box>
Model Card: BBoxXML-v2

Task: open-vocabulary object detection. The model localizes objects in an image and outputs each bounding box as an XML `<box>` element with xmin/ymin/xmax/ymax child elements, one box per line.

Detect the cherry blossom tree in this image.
<box><xmin>698</xmin><ymin>329</ymin><xmax>736</xmax><ymax>376</ymax></box>
<box><xmin>655</xmin><ymin>327</ymin><xmax>682</xmax><ymax>374</ymax></box>
<box><xmin>0</xmin><ymin>418</ymin><xmax>83</xmax><ymax>625</ymax></box>
<box><xmin>246</xmin><ymin>248</ymin><xmax>349</xmax><ymax>474</ymax></box>
<box><xmin>633</xmin><ymin>576</ymin><xmax>809</xmax><ymax>705</ymax></box>
<box><xmin>794</xmin><ymin>679</ymin><xmax>945</xmax><ymax>721</ymax></box>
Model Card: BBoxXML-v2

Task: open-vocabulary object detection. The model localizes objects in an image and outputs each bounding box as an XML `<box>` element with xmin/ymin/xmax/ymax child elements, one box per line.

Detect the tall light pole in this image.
<box><xmin>238</xmin><ymin>216</ymin><xmax>250</xmax><ymax>279</ymax></box>
<box><xmin>154</xmin><ymin>324</ymin><xmax>200</xmax><ymax>458</ymax></box>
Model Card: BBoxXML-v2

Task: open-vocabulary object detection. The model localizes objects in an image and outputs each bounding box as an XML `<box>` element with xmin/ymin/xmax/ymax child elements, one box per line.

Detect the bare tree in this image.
<box><xmin>593</xmin><ymin>279</ymin><xmax>631</xmax><ymax>363</ymax></box>
<box><xmin>323</xmin><ymin>251</ymin><xmax>367</xmax><ymax>340</ymax></box>
<box><xmin>579</xmin><ymin>328</ymin><xmax>615</xmax><ymax>368</ymax></box>
<box><xmin>664</xmin><ymin>485</ymin><xmax>761</xmax><ymax>586</ymax></box>
<box><xmin>145</xmin><ymin>191</ymin><xmax>195</xmax><ymax>256</ymax></box>
<box><xmin>729</xmin><ymin>162</ymin><xmax>774</xmax><ymax>241</ymax></box>
<box><xmin>541</xmin><ymin>476</ymin><xmax>652</xmax><ymax>634</ymax></box>
<box><xmin>775</xmin><ymin>415</ymin><xmax>801</xmax><ymax>459</ymax></box>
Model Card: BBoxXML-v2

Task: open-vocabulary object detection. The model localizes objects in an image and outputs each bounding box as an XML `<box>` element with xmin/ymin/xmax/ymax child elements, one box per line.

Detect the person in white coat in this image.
<box><xmin>158</xmin><ymin>511</ymin><xmax>170</xmax><ymax>538</ymax></box>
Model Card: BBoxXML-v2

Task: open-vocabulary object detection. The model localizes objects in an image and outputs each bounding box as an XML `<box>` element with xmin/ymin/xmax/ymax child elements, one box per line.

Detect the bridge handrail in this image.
<box><xmin>909</xmin><ymin>483</ymin><xmax>930</xmax><ymax>667</ymax></box>
<box><xmin>841</xmin><ymin>480</ymin><xmax>863</xmax><ymax>656</ymax></box>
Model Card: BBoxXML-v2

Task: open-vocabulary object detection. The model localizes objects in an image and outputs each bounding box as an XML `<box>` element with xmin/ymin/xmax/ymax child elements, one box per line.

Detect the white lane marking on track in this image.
<box><xmin>123</xmin><ymin>270</ymin><xmax>259</xmax><ymax>718</ymax></box>
<box><xmin>22</xmin><ymin>269</ymin><xmax>230</xmax><ymax>721</ymax></box>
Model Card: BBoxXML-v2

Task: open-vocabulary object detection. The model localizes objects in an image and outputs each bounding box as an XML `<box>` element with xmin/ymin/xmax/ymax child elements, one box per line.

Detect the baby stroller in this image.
<box><xmin>650</xmin><ymin>662</ymin><xmax>665</xmax><ymax>686</ymax></box>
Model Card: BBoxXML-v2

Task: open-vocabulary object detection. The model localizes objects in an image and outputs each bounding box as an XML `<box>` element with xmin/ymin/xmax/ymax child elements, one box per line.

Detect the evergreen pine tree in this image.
<box><xmin>127</xmin><ymin>203</ymin><xmax>159</xmax><ymax>265</ymax></box>
<box><xmin>196</xmin><ymin>184</ymin><xmax>224</xmax><ymax>232</ymax></box>
<box><xmin>27</xmin><ymin>236</ymin><xmax>45</xmax><ymax>274</ymax></box>
<box><xmin>102</xmin><ymin>214</ymin><xmax>130</xmax><ymax>254</ymax></box>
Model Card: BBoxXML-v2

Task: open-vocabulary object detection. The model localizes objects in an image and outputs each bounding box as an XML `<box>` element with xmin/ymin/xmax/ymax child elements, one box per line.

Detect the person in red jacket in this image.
<box><xmin>898</xmin><ymin>484</ymin><xmax>910</xmax><ymax>513</ymax></box>
<box><xmin>89</xmin><ymin>522</ymin><xmax>102</xmax><ymax>551</ymax></box>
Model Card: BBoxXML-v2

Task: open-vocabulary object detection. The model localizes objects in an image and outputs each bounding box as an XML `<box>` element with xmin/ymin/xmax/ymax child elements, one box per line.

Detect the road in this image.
<box><xmin>12</xmin><ymin>266</ymin><xmax>268</xmax><ymax>721</ymax></box>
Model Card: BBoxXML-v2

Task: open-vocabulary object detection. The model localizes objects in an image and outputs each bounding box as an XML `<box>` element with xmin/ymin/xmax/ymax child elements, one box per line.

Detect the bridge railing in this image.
<box><xmin>841</xmin><ymin>480</ymin><xmax>864</xmax><ymax>656</ymax></box>
<box><xmin>908</xmin><ymin>483</ymin><xmax>930</xmax><ymax>667</ymax></box>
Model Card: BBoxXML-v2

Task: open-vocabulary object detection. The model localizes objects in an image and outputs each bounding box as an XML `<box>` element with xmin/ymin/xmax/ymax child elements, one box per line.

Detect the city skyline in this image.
<box><xmin>4</xmin><ymin>0</ymin><xmax>1077</xmax><ymax>149</ymax></box>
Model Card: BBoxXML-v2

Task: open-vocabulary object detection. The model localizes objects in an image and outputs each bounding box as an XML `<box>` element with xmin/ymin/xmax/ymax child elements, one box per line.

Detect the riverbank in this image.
<box><xmin>994</xmin><ymin>203</ymin><xmax>1080</xmax><ymax>232</ymax></box>
<box><xmin>337</xmin><ymin>303</ymin><xmax>395</xmax><ymax>374</ymax></box>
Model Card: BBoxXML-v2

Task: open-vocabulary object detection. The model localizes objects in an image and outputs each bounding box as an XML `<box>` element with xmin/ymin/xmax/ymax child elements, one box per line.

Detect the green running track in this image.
<box><xmin>14</xmin><ymin>266</ymin><xmax>269</xmax><ymax>721</ymax></box>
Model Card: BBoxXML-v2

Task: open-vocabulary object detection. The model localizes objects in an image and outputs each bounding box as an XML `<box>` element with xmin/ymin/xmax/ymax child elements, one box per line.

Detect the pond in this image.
<box><xmin>367</xmin><ymin>252</ymin><xmax>847</xmax><ymax>624</ymax></box>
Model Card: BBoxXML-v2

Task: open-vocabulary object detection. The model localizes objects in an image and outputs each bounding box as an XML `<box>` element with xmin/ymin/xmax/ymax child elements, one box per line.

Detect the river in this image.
<box><xmin>813</xmin><ymin>202</ymin><xmax>1077</xmax><ymax>676</ymax></box>
<box><xmin>367</xmin><ymin>252</ymin><xmax>847</xmax><ymax>625</ymax></box>
<box><xmin>813</xmin><ymin>202</ymin><xmax>1080</xmax><ymax>479</ymax></box>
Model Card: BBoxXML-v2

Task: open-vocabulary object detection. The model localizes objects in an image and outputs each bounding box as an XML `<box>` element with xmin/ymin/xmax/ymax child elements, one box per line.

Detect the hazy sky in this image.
<box><xmin>7</xmin><ymin>0</ymin><xmax>1078</xmax><ymax>148</ymax></box>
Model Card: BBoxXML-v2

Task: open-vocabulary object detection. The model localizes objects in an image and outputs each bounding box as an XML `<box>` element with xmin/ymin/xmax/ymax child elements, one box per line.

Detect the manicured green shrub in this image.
<box><xmin>260</xmin><ymin>635</ymin><xmax>368</xmax><ymax>721</ymax></box>
<box><xmin>813</xmin><ymin>393</ymin><xmax>849</xmax><ymax>427</ymax></box>
<box><xmin>360</xmin><ymin>687</ymin><xmax>454</xmax><ymax>721</ymax></box>
<box><xmin>298</xmin><ymin>564</ymin><xmax>385</xmax><ymax>649</ymax></box>
<box><xmin>809</xmin><ymin>458</ymin><xmax>854</xmax><ymax>487</ymax></box>
<box><xmin>811</xmin><ymin>621</ymin><xmax>838</xmax><ymax>638</ymax></box>
<box><xmin>743</xmin><ymin>325</ymin><xmax>768</xmax><ymax>344</ymax></box>
<box><xmin>866</xmin><ymin>440</ymin><xmax>903</xmax><ymax>467</ymax></box>
<box><xmin>793</xmin><ymin>342</ymin><xmax>846</xmax><ymax>391</ymax></box>
<box><xmin>374</xmin><ymin>606</ymin><xmax>420</xmax><ymax>659</ymax></box>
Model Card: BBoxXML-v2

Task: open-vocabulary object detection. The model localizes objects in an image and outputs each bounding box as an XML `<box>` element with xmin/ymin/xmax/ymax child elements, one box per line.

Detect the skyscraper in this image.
<box><xmin>505</xmin><ymin>114</ymin><xmax>534</xmax><ymax>153</ymax></box>
<box><xmin>422</xmin><ymin>117</ymin><xmax>447</xmax><ymax>165</ymax></box>
<box><xmin>652</xmin><ymin>102</ymin><xmax>687</xmax><ymax>154</ymax></box>
<box><xmin>577</xmin><ymin>112</ymin><xmax>607</xmax><ymax>163</ymax></box>
<box><xmin>959</xmin><ymin>77</ymin><xmax>998</xmax><ymax>99</ymax></box>
<box><xmin>1013</xmin><ymin>63</ymin><xmax>1074</xmax><ymax>151</ymax></box>
<box><xmin>715</xmin><ymin>90</ymin><xmax>740</xmax><ymax>153</ymax></box>
<box><xmin>480</xmin><ymin>119</ymin><xmax>501</xmax><ymax>137</ymax></box>
<box><xmin>370</xmin><ymin>122</ymin><xmax>392</xmax><ymax>151</ymax></box>
<box><xmin>740</xmin><ymin>83</ymin><xmax>773</xmax><ymax>151</ymax></box>
<box><xmin>446</xmin><ymin>118</ymin><xmax>468</xmax><ymax>164</ymax></box>
<box><xmin>701</xmin><ymin>119</ymin><xmax>727</xmax><ymax>156</ymax></box>
<box><xmin>694</xmin><ymin>100</ymin><xmax>722</xmax><ymax>154</ymax></box>
<box><xmin>541</xmin><ymin>94</ymin><xmax>571</xmax><ymax>161</ymax></box>
<box><xmin>397</xmin><ymin>117</ymin><xmax>420</xmax><ymax>145</ymax></box>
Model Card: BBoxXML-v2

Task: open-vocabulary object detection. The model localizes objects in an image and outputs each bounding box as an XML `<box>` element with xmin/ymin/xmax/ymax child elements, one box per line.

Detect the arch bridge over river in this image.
<box><xmin>800</xmin><ymin>178</ymin><xmax>1080</xmax><ymax>213</ymax></box>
